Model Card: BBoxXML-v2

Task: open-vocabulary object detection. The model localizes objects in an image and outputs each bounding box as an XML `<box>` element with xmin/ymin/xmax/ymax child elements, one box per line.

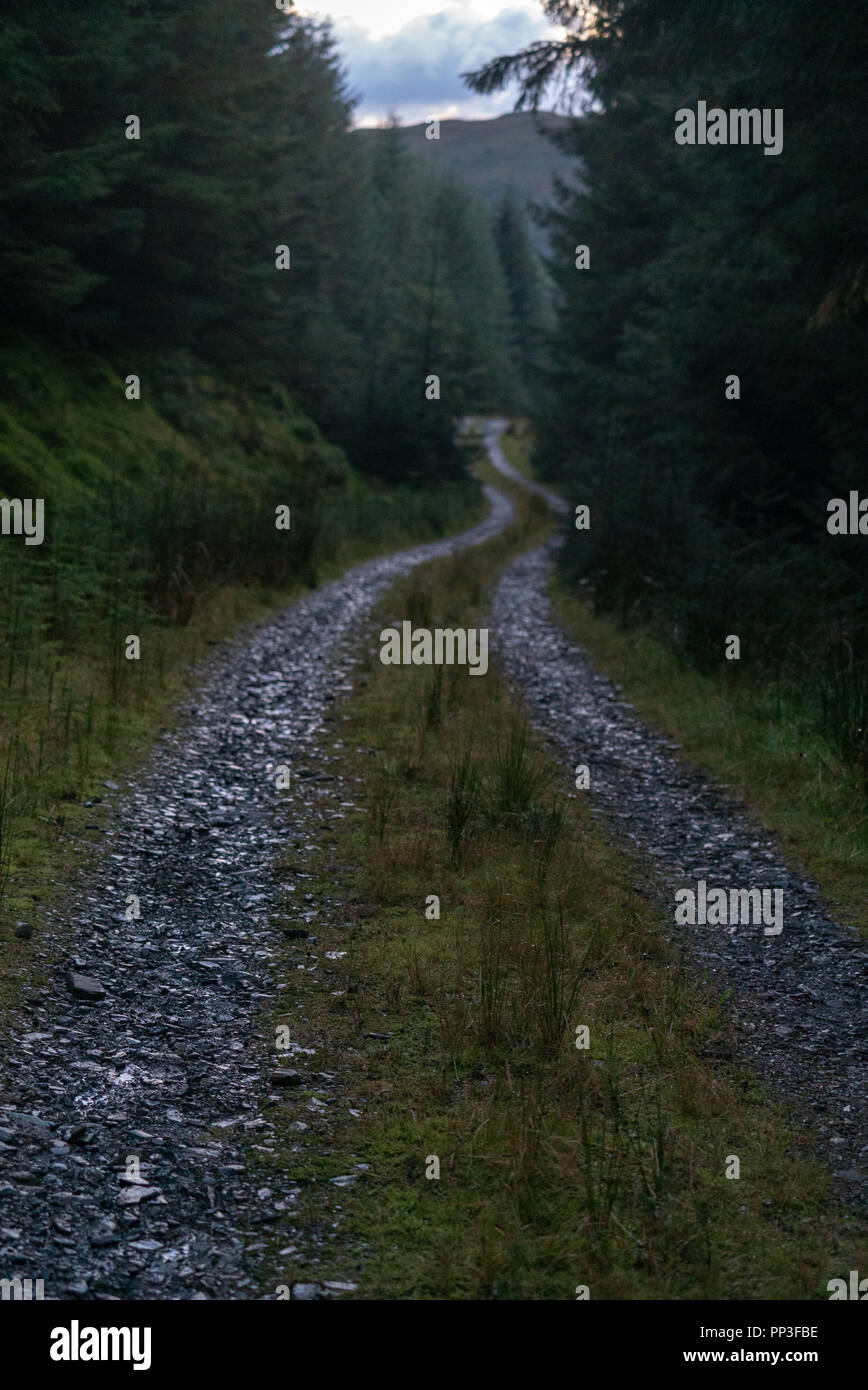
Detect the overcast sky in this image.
<box><xmin>296</xmin><ymin>1</ymin><xmax>562</xmax><ymax>126</ymax></box>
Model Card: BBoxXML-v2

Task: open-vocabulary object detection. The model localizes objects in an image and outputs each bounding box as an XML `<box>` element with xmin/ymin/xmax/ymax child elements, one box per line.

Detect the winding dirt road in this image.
<box><xmin>1</xmin><ymin>420</ymin><xmax>864</xmax><ymax>1305</ymax></box>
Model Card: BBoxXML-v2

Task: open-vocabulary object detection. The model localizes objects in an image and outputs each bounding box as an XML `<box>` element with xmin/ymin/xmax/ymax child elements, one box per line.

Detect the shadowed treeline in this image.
<box><xmin>1</xmin><ymin>0</ymin><xmax>545</xmax><ymax>482</ymax></box>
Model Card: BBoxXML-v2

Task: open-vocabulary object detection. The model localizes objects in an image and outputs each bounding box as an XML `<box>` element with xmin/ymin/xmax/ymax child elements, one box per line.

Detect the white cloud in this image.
<box><xmin>295</xmin><ymin>2</ymin><xmax>560</xmax><ymax>125</ymax></box>
<box><xmin>298</xmin><ymin>0</ymin><xmax>550</xmax><ymax>42</ymax></box>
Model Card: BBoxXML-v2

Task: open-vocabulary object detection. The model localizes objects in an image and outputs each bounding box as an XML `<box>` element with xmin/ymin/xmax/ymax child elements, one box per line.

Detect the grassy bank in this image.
<box><xmin>258</xmin><ymin>459</ymin><xmax>862</xmax><ymax>1299</ymax></box>
<box><xmin>0</xmin><ymin>339</ymin><xmax>481</xmax><ymax>1006</ymax></box>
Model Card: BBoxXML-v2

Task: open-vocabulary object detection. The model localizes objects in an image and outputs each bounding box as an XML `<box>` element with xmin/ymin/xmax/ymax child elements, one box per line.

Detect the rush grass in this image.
<box><xmin>261</xmin><ymin>472</ymin><xmax>862</xmax><ymax>1300</ymax></box>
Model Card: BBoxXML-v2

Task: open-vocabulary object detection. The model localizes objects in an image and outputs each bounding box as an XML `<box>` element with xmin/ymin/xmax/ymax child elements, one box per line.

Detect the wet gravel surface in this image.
<box><xmin>0</xmin><ymin>485</ymin><xmax>514</xmax><ymax>1300</ymax></box>
<box><xmin>4</xmin><ymin>411</ymin><xmax>864</xmax><ymax>1305</ymax></box>
<box><xmin>486</xmin><ymin>424</ymin><xmax>868</xmax><ymax>1210</ymax></box>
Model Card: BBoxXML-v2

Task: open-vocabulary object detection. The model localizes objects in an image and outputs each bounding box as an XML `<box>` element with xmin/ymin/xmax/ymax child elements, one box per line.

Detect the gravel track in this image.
<box><xmin>484</xmin><ymin>419</ymin><xmax>868</xmax><ymax>1209</ymax></box>
<box><xmin>0</xmin><ymin>484</ymin><xmax>514</xmax><ymax>1300</ymax></box>
<box><xmin>3</xmin><ymin>415</ymin><xmax>864</xmax><ymax>1307</ymax></box>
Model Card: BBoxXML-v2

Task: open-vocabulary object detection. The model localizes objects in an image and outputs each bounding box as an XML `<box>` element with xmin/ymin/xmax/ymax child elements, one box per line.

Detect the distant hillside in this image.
<box><xmin>353</xmin><ymin>112</ymin><xmax>582</xmax><ymax>249</ymax></box>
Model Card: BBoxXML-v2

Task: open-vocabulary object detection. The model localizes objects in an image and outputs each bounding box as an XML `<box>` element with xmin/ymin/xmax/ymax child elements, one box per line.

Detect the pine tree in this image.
<box><xmin>495</xmin><ymin>187</ymin><xmax>551</xmax><ymax>408</ymax></box>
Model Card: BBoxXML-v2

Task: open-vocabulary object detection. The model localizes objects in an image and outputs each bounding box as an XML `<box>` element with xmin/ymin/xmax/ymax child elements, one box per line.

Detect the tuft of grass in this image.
<box><xmin>813</xmin><ymin>650</ymin><xmax>868</xmax><ymax>782</ymax></box>
<box><xmin>486</xmin><ymin>714</ymin><xmax>552</xmax><ymax>826</ymax></box>
<box><xmin>445</xmin><ymin>752</ymin><xmax>481</xmax><ymax>867</ymax></box>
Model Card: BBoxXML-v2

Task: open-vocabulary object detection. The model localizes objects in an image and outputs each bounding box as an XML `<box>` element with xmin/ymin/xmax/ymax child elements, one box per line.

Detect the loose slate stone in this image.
<box><xmin>269</xmin><ymin>1069</ymin><xmax>303</xmax><ymax>1087</ymax></box>
<box><xmin>90</xmin><ymin>1230</ymin><xmax>122</xmax><ymax>1248</ymax></box>
<box><xmin>6</xmin><ymin>1112</ymin><xmax>53</xmax><ymax>1139</ymax></box>
<box><xmin>67</xmin><ymin>972</ymin><xmax>106</xmax><ymax>1002</ymax></box>
<box><xmin>117</xmin><ymin>1186</ymin><xmax>162</xmax><ymax>1206</ymax></box>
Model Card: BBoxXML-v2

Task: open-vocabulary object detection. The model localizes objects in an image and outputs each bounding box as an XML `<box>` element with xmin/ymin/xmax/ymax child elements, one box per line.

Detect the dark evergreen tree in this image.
<box><xmin>495</xmin><ymin>186</ymin><xmax>551</xmax><ymax>408</ymax></box>
<box><xmin>0</xmin><ymin>2</ymin><xmax>529</xmax><ymax>489</ymax></box>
